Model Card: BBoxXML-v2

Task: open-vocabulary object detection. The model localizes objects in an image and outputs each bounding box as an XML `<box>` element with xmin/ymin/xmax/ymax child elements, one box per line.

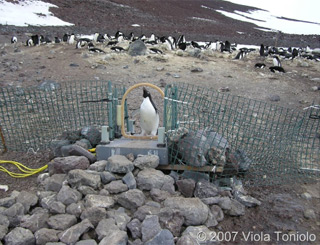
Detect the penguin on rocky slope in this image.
<box><xmin>140</xmin><ymin>87</ymin><xmax>159</xmax><ymax>136</ymax></box>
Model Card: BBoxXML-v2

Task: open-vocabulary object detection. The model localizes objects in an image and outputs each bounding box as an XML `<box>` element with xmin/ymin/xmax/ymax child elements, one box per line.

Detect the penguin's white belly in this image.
<box><xmin>140</xmin><ymin>98</ymin><xmax>159</xmax><ymax>135</ymax></box>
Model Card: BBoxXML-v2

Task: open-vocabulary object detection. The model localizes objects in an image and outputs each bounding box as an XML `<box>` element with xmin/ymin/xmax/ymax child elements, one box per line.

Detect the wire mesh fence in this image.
<box><xmin>0</xmin><ymin>80</ymin><xmax>126</xmax><ymax>152</ymax></box>
<box><xmin>0</xmin><ymin>80</ymin><xmax>319</xmax><ymax>185</ymax></box>
<box><xmin>164</xmin><ymin>82</ymin><xmax>320</xmax><ymax>185</ymax></box>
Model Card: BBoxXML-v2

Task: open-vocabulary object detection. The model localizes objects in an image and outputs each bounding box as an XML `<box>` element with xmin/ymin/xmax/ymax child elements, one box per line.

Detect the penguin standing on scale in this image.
<box><xmin>140</xmin><ymin>87</ymin><xmax>159</xmax><ymax>136</ymax></box>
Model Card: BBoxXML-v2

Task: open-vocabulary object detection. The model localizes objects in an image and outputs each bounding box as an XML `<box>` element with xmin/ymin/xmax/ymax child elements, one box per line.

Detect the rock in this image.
<box><xmin>149</xmin><ymin>188</ymin><xmax>172</xmax><ymax>202</ymax></box>
<box><xmin>47</xmin><ymin>214</ymin><xmax>77</xmax><ymax>230</ymax></box>
<box><xmin>158</xmin><ymin>207</ymin><xmax>184</xmax><ymax>236</ymax></box>
<box><xmin>104</xmin><ymin>180</ymin><xmax>128</xmax><ymax>194</ymax></box>
<box><xmin>128</xmin><ymin>40</ymin><xmax>147</xmax><ymax>56</ymax></box>
<box><xmin>234</xmin><ymin>192</ymin><xmax>261</xmax><ymax>207</ymax></box>
<box><xmin>20</xmin><ymin>209</ymin><xmax>49</xmax><ymax>233</ymax></box>
<box><xmin>304</xmin><ymin>209</ymin><xmax>316</xmax><ymax>219</ymax></box>
<box><xmin>100</xmin><ymin>171</ymin><xmax>116</xmax><ymax>184</ymax></box>
<box><xmin>50</xmin><ymin>140</ymin><xmax>70</xmax><ymax>157</ymax></box>
<box><xmin>205</xmin><ymin>210</ymin><xmax>218</xmax><ymax>228</ymax></box>
<box><xmin>133</xmin><ymin>155</ymin><xmax>159</xmax><ymax>169</ymax></box>
<box><xmin>190</xmin><ymin>67</ymin><xmax>203</xmax><ymax>72</ymax></box>
<box><xmin>66</xmin><ymin>202</ymin><xmax>85</xmax><ymax>218</ymax></box>
<box><xmin>200</xmin><ymin>196</ymin><xmax>221</xmax><ymax>205</ymax></box>
<box><xmin>218</xmin><ymin>196</ymin><xmax>232</xmax><ymax>210</ymax></box>
<box><xmin>0</xmin><ymin>195</ymin><xmax>16</xmax><ymax>208</ymax></box>
<box><xmin>88</xmin><ymin>160</ymin><xmax>107</xmax><ymax>172</ymax></box>
<box><xmin>176</xmin><ymin>178</ymin><xmax>195</xmax><ymax>197</ymax></box>
<box><xmin>16</xmin><ymin>191</ymin><xmax>38</xmax><ymax>213</ymax></box>
<box><xmin>3</xmin><ymin>203</ymin><xmax>25</xmax><ymax>227</ymax></box>
<box><xmin>312</xmin><ymin>86</ymin><xmax>320</xmax><ymax>91</ymax></box>
<box><xmin>225</xmin><ymin>199</ymin><xmax>245</xmax><ymax>216</ymax></box>
<box><xmin>67</xmin><ymin>169</ymin><xmax>101</xmax><ymax>189</ymax></box>
<box><xmin>181</xmin><ymin>226</ymin><xmax>213</xmax><ymax>244</ymax></box>
<box><xmin>81</xmin><ymin>126</ymin><xmax>101</xmax><ymax>146</ymax></box>
<box><xmin>77</xmin><ymin>186</ymin><xmax>97</xmax><ymax>195</ymax></box>
<box><xmin>0</xmin><ymin>225</ymin><xmax>8</xmax><ymax>240</ymax></box>
<box><xmin>47</xmin><ymin>201</ymin><xmax>66</xmax><ymax>214</ymax></box>
<box><xmin>176</xmin><ymin>235</ymin><xmax>198</xmax><ymax>245</ymax></box>
<box><xmin>34</xmin><ymin>228</ymin><xmax>60</xmax><ymax>245</ymax></box>
<box><xmin>43</xmin><ymin>174</ymin><xmax>66</xmax><ymax>192</ymax></box>
<box><xmin>58</xmin><ymin>219</ymin><xmax>94</xmax><ymax>244</ymax></box>
<box><xmin>181</xmin><ymin>171</ymin><xmax>209</xmax><ymax>182</ymax></box>
<box><xmin>75</xmin><ymin>240</ymin><xmax>97</xmax><ymax>245</ymax></box>
<box><xmin>61</xmin><ymin>144</ymin><xmax>96</xmax><ymax>163</ymax></box>
<box><xmin>126</xmin><ymin>153</ymin><xmax>135</xmax><ymax>162</ymax></box>
<box><xmin>136</xmin><ymin>168</ymin><xmax>174</xmax><ymax>191</ymax></box>
<box><xmin>141</xmin><ymin>215</ymin><xmax>162</xmax><ymax>242</ymax></box>
<box><xmin>127</xmin><ymin>218</ymin><xmax>142</xmax><ymax>239</ymax></box>
<box><xmin>122</xmin><ymin>171</ymin><xmax>137</xmax><ymax>189</ymax></box>
<box><xmin>234</xmin><ymin>149</ymin><xmax>253</xmax><ymax>173</ymax></box>
<box><xmin>117</xmin><ymin>189</ymin><xmax>146</xmax><ymax>211</ymax></box>
<box><xmin>0</xmin><ymin>214</ymin><xmax>9</xmax><ymax>227</ymax></box>
<box><xmin>268</xmin><ymin>94</ymin><xmax>280</xmax><ymax>102</ymax></box>
<box><xmin>107</xmin><ymin>207</ymin><xmax>131</xmax><ymax>231</ymax></box>
<box><xmin>96</xmin><ymin>218</ymin><xmax>118</xmax><ymax>240</ymax></box>
<box><xmin>106</xmin><ymin>155</ymin><xmax>134</xmax><ymax>173</ymax></box>
<box><xmin>4</xmin><ymin>227</ymin><xmax>35</xmax><ymax>245</ymax></box>
<box><xmin>84</xmin><ymin>194</ymin><xmax>114</xmax><ymax>209</ymax></box>
<box><xmin>297</xmin><ymin>60</ymin><xmax>309</xmax><ymax>67</ymax></box>
<box><xmin>57</xmin><ymin>185</ymin><xmax>82</xmax><ymax>206</ymax></box>
<box><xmin>145</xmin><ymin>229</ymin><xmax>174</xmax><ymax>245</ymax></box>
<box><xmin>38</xmin><ymin>80</ymin><xmax>60</xmax><ymax>92</ymax></box>
<box><xmin>310</xmin><ymin>77</ymin><xmax>320</xmax><ymax>82</ymax></box>
<box><xmin>210</xmin><ymin>205</ymin><xmax>224</xmax><ymax>222</ymax></box>
<box><xmin>194</xmin><ymin>180</ymin><xmax>219</xmax><ymax>198</ymax></box>
<box><xmin>99</xmin><ymin>229</ymin><xmax>128</xmax><ymax>245</ymax></box>
<box><xmin>164</xmin><ymin>197</ymin><xmax>209</xmax><ymax>226</ymax></box>
<box><xmin>80</xmin><ymin>207</ymin><xmax>107</xmax><ymax>226</ymax></box>
<box><xmin>301</xmin><ymin>192</ymin><xmax>312</xmax><ymax>200</ymax></box>
<box><xmin>218</xmin><ymin>86</ymin><xmax>230</xmax><ymax>92</ymax></box>
<box><xmin>48</xmin><ymin>156</ymin><xmax>90</xmax><ymax>175</ymax></box>
<box><xmin>76</xmin><ymin>139</ymin><xmax>92</xmax><ymax>149</ymax></box>
<box><xmin>60</xmin><ymin>130</ymin><xmax>82</xmax><ymax>143</ymax></box>
<box><xmin>133</xmin><ymin>203</ymin><xmax>161</xmax><ymax>221</ymax></box>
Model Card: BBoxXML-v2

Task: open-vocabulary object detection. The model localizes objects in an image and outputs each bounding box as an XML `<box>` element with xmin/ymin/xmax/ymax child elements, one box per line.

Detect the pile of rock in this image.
<box><xmin>0</xmin><ymin>153</ymin><xmax>261</xmax><ymax>245</ymax></box>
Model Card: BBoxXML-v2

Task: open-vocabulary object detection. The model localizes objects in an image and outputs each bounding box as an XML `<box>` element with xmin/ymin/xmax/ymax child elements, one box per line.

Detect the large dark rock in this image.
<box><xmin>4</xmin><ymin>227</ymin><xmax>35</xmax><ymax>245</ymax></box>
<box><xmin>194</xmin><ymin>179</ymin><xmax>219</xmax><ymax>198</ymax></box>
<box><xmin>176</xmin><ymin>178</ymin><xmax>195</xmax><ymax>197</ymax></box>
<box><xmin>58</xmin><ymin>219</ymin><xmax>94</xmax><ymax>244</ymax></box>
<box><xmin>128</xmin><ymin>40</ymin><xmax>147</xmax><ymax>56</ymax></box>
<box><xmin>81</xmin><ymin>126</ymin><xmax>101</xmax><ymax>146</ymax></box>
<box><xmin>117</xmin><ymin>189</ymin><xmax>146</xmax><ymax>211</ymax></box>
<box><xmin>105</xmin><ymin>155</ymin><xmax>134</xmax><ymax>174</ymax></box>
<box><xmin>67</xmin><ymin>169</ymin><xmax>101</xmax><ymax>189</ymax></box>
<box><xmin>48</xmin><ymin>156</ymin><xmax>90</xmax><ymax>175</ymax></box>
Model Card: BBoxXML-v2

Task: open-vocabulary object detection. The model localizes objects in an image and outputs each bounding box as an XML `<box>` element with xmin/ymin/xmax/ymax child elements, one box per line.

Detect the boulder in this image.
<box><xmin>4</xmin><ymin>227</ymin><xmax>35</xmax><ymax>245</ymax></box>
<box><xmin>58</xmin><ymin>219</ymin><xmax>94</xmax><ymax>244</ymax></box>
<box><xmin>194</xmin><ymin>180</ymin><xmax>219</xmax><ymax>198</ymax></box>
<box><xmin>34</xmin><ymin>228</ymin><xmax>60</xmax><ymax>245</ymax></box>
<box><xmin>128</xmin><ymin>40</ymin><xmax>147</xmax><ymax>56</ymax></box>
<box><xmin>48</xmin><ymin>156</ymin><xmax>90</xmax><ymax>175</ymax></box>
<box><xmin>81</xmin><ymin>126</ymin><xmax>101</xmax><ymax>146</ymax></box>
<box><xmin>47</xmin><ymin>214</ymin><xmax>77</xmax><ymax>230</ymax></box>
<box><xmin>104</xmin><ymin>180</ymin><xmax>128</xmax><ymax>194</ymax></box>
<box><xmin>164</xmin><ymin>197</ymin><xmax>209</xmax><ymax>226</ymax></box>
<box><xmin>133</xmin><ymin>155</ymin><xmax>159</xmax><ymax>169</ymax></box>
<box><xmin>122</xmin><ymin>171</ymin><xmax>137</xmax><ymax>189</ymax></box>
<box><xmin>176</xmin><ymin>178</ymin><xmax>195</xmax><ymax>197</ymax></box>
<box><xmin>84</xmin><ymin>194</ymin><xmax>114</xmax><ymax>209</ymax></box>
<box><xmin>106</xmin><ymin>155</ymin><xmax>134</xmax><ymax>174</ymax></box>
<box><xmin>136</xmin><ymin>168</ymin><xmax>174</xmax><ymax>191</ymax></box>
<box><xmin>57</xmin><ymin>185</ymin><xmax>82</xmax><ymax>206</ymax></box>
<box><xmin>117</xmin><ymin>189</ymin><xmax>146</xmax><ymax>211</ymax></box>
<box><xmin>67</xmin><ymin>169</ymin><xmax>101</xmax><ymax>189</ymax></box>
<box><xmin>141</xmin><ymin>215</ymin><xmax>161</xmax><ymax>242</ymax></box>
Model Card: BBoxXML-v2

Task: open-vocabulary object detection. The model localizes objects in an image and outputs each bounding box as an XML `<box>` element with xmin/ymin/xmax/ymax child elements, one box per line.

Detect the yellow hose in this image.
<box><xmin>0</xmin><ymin>160</ymin><xmax>48</xmax><ymax>178</ymax></box>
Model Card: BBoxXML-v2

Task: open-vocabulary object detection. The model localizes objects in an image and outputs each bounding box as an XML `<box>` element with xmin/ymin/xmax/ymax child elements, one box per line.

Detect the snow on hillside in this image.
<box><xmin>0</xmin><ymin>0</ymin><xmax>74</xmax><ymax>26</ymax></box>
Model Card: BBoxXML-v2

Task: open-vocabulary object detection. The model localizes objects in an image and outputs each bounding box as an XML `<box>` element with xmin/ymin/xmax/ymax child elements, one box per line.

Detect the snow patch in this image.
<box><xmin>0</xmin><ymin>0</ymin><xmax>74</xmax><ymax>27</ymax></box>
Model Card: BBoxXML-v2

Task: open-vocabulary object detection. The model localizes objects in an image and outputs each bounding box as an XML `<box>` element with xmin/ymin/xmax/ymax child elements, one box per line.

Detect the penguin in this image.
<box><xmin>88</xmin><ymin>43</ymin><xmax>106</xmax><ymax>53</ymax></box>
<box><xmin>140</xmin><ymin>87</ymin><xmax>159</xmax><ymax>136</ymax></box>
<box><xmin>26</xmin><ymin>38</ymin><xmax>33</xmax><ymax>46</ymax></box>
<box><xmin>68</xmin><ymin>34</ymin><xmax>75</xmax><ymax>45</ymax></box>
<box><xmin>234</xmin><ymin>50</ymin><xmax>246</xmax><ymax>60</ymax></box>
<box><xmin>76</xmin><ymin>40</ymin><xmax>87</xmax><ymax>49</ymax></box>
<box><xmin>44</xmin><ymin>36</ymin><xmax>52</xmax><ymax>43</ymax></box>
<box><xmin>96</xmin><ymin>33</ymin><xmax>105</xmax><ymax>43</ymax></box>
<box><xmin>259</xmin><ymin>44</ymin><xmax>265</xmax><ymax>56</ymax></box>
<box><xmin>255</xmin><ymin>63</ymin><xmax>266</xmax><ymax>68</ymax></box>
<box><xmin>178</xmin><ymin>42</ymin><xmax>187</xmax><ymax>50</ymax></box>
<box><xmin>11</xmin><ymin>36</ymin><xmax>17</xmax><ymax>43</ymax></box>
<box><xmin>106</xmin><ymin>40</ymin><xmax>118</xmax><ymax>46</ymax></box>
<box><xmin>149</xmin><ymin>48</ymin><xmax>163</xmax><ymax>54</ymax></box>
<box><xmin>269</xmin><ymin>66</ymin><xmax>285</xmax><ymax>73</ymax></box>
<box><xmin>31</xmin><ymin>35</ymin><xmax>40</xmax><ymax>46</ymax></box>
<box><xmin>110</xmin><ymin>46</ymin><xmax>124</xmax><ymax>52</ymax></box>
<box><xmin>62</xmin><ymin>33</ymin><xmax>69</xmax><ymax>42</ymax></box>
<box><xmin>273</xmin><ymin>56</ymin><xmax>281</xmax><ymax>67</ymax></box>
<box><xmin>54</xmin><ymin>37</ymin><xmax>61</xmax><ymax>43</ymax></box>
<box><xmin>177</xmin><ymin>35</ymin><xmax>186</xmax><ymax>45</ymax></box>
<box><xmin>167</xmin><ymin>36</ymin><xmax>176</xmax><ymax>49</ymax></box>
<box><xmin>223</xmin><ymin>40</ymin><xmax>231</xmax><ymax>53</ymax></box>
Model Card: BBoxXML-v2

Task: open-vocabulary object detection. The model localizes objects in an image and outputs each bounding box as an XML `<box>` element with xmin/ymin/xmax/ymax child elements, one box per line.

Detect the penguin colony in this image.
<box><xmin>11</xmin><ymin>32</ymin><xmax>320</xmax><ymax>74</ymax></box>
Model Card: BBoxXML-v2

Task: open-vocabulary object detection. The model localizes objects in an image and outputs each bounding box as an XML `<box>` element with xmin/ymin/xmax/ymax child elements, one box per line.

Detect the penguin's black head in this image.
<box><xmin>143</xmin><ymin>87</ymin><xmax>150</xmax><ymax>98</ymax></box>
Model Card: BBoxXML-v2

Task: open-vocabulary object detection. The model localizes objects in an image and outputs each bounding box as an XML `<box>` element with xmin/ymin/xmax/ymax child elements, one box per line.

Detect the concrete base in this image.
<box><xmin>96</xmin><ymin>138</ymin><xmax>168</xmax><ymax>165</ymax></box>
